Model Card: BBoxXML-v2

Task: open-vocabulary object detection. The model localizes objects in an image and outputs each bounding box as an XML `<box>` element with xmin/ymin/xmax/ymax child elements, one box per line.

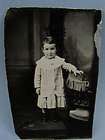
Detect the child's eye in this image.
<box><xmin>45</xmin><ymin>48</ymin><xmax>48</xmax><ymax>50</ymax></box>
<box><xmin>51</xmin><ymin>48</ymin><xmax>55</xmax><ymax>50</ymax></box>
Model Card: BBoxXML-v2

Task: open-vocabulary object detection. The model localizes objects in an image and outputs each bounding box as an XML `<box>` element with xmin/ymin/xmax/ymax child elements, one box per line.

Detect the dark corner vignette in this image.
<box><xmin>4</xmin><ymin>8</ymin><xmax>101</xmax><ymax>139</ymax></box>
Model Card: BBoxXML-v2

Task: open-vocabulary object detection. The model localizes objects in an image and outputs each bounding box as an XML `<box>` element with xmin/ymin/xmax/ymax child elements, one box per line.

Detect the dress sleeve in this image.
<box><xmin>34</xmin><ymin>62</ymin><xmax>41</xmax><ymax>88</ymax></box>
<box><xmin>62</xmin><ymin>61</ymin><xmax>77</xmax><ymax>73</ymax></box>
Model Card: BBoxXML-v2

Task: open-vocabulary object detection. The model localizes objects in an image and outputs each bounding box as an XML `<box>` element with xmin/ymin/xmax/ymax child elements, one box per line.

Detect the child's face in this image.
<box><xmin>43</xmin><ymin>43</ymin><xmax>56</xmax><ymax>59</ymax></box>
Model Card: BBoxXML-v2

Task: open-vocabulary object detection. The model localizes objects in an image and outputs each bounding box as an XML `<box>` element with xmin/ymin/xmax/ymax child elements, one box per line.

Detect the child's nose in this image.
<box><xmin>48</xmin><ymin>50</ymin><xmax>52</xmax><ymax>53</ymax></box>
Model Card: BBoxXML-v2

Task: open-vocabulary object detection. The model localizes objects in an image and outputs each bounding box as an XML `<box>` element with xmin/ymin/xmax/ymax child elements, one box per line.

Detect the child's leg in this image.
<box><xmin>56</xmin><ymin>95</ymin><xmax>69</xmax><ymax>121</ymax></box>
<box><xmin>41</xmin><ymin>108</ymin><xmax>48</xmax><ymax>122</ymax></box>
<box><xmin>41</xmin><ymin>108</ymin><xmax>57</xmax><ymax>122</ymax></box>
<box><xmin>48</xmin><ymin>108</ymin><xmax>58</xmax><ymax>122</ymax></box>
<box><xmin>57</xmin><ymin>107</ymin><xmax>68</xmax><ymax>120</ymax></box>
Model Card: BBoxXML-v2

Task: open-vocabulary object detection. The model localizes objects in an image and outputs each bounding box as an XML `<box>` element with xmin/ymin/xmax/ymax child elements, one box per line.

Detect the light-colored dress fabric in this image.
<box><xmin>34</xmin><ymin>56</ymin><xmax>77</xmax><ymax>109</ymax></box>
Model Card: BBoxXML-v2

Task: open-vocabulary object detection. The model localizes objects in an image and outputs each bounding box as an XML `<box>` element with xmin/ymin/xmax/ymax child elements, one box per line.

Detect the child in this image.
<box><xmin>34</xmin><ymin>36</ymin><xmax>83</xmax><ymax>122</ymax></box>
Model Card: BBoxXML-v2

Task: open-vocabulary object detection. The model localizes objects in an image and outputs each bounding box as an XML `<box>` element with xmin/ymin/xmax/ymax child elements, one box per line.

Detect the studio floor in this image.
<box><xmin>13</xmin><ymin>107</ymin><xmax>92</xmax><ymax>139</ymax></box>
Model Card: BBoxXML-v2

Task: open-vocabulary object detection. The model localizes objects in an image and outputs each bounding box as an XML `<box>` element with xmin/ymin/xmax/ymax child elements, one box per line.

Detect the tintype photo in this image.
<box><xmin>4</xmin><ymin>8</ymin><xmax>101</xmax><ymax>139</ymax></box>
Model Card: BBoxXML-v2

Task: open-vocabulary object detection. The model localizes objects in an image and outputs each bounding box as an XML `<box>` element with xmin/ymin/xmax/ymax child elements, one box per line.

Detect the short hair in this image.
<box><xmin>41</xmin><ymin>37</ymin><xmax>56</xmax><ymax>50</ymax></box>
<box><xmin>43</xmin><ymin>36</ymin><xmax>56</xmax><ymax>44</ymax></box>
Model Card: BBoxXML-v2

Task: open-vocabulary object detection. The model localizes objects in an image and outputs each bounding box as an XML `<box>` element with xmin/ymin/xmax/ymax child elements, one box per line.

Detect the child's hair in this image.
<box><xmin>43</xmin><ymin>36</ymin><xmax>55</xmax><ymax>44</ymax></box>
<box><xmin>41</xmin><ymin>31</ymin><xmax>56</xmax><ymax>49</ymax></box>
<box><xmin>41</xmin><ymin>35</ymin><xmax>56</xmax><ymax>51</ymax></box>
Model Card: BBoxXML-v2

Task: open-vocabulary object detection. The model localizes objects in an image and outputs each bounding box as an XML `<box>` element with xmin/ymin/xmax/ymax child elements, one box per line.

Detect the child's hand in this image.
<box><xmin>73</xmin><ymin>70</ymin><xmax>83</xmax><ymax>76</ymax></box>
<box><xmin>36</xmin><ymin>88</ymin><xmax>40</xmax><ymax>95</ymax></box>
<box><xmin>73</xmin><ymin>70</ymin><xmax>77</xmax><ymax>76</ymax></box>
<box><xmin>76</xmin><ymin>70</ymin><xmax>84</xmax><ymax>76</ymax></box>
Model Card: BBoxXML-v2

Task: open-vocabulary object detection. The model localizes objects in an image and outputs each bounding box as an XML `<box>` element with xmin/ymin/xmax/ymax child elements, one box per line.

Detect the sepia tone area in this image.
<box><xmin>4</xmin><ymin>8</ymin><xmax>101</xmax><ymax>139</ymax></box>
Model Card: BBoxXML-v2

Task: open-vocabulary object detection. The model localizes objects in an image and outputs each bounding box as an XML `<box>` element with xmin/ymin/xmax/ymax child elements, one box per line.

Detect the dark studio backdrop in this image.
<box><xmin>4</xmin><ymin>8</ymin><xmax>101</xmax><ymax>139</ymax></box>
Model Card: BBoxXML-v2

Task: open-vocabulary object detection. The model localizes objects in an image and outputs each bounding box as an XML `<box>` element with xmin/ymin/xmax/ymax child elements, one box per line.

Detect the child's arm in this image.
<box><xmin>34</xmin><ymin>64</ymin><xmax>41</xmax><ymax>95</ymax></box>
<box><xmin>62</xmin><ymin>62</ymin><xmax>83</xmax><ymax>76</ymax></box>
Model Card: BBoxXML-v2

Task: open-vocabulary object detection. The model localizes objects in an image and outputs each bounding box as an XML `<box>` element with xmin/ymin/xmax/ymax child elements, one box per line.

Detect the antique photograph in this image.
<box><xmin>4</xmin><ymin>8</ymin><xmax>101</xmax><ymax>139</ymax></box>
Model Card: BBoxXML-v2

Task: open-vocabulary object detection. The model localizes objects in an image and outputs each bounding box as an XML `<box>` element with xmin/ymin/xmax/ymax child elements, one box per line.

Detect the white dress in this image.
<box><xmin>34</xmin><ymin>56</ymin><xmax>77</xmax><ymax>109</ymax></box>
